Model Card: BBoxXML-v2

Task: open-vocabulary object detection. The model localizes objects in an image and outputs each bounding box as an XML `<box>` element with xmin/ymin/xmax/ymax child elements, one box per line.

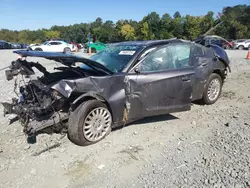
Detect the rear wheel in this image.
<box><xmin>34</xmin><ymin>48</ymin><xmax>43</xmax><ymax>51</ymax></box>
<box><xmin>201</xmin><ymin>73</ymin><xmax>222</xmax><ymax>105</ymax></box>
<box><xmin>68</xmin><ymin>100</ymin><xmax>112</xmax><ymax>146</ymax></box>
<box><xmin>238</xmin><ymin>45</ymin><xmax>244</xmax><ymax>50</ymax></box>
<box><xmin>64</xmin><ymin>47</ymin><xmax>71</xmax><ymax>54</ymax></box>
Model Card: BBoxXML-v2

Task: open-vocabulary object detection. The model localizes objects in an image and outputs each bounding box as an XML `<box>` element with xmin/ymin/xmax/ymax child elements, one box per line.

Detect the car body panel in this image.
<box><xmin>125</xmin><ymin>68</ymin><xmax>194</xmax><ymax>120</ymax></box>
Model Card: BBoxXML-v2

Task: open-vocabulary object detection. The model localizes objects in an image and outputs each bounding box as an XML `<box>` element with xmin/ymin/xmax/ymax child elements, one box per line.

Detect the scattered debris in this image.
<box><xmin>191</xmin><ymin>140</ymin><xmax>203</xmax><ymax>144</ymax></box>
<box><xmin>119</xmin><ymin>146</ymin><xmax>143</xmax><ymax>160</ymax></box>
<box><xmin>30</xmin><ymin>169</ymin><xmax>37</xmax><ymax>175</ymax></box>
<box><xmin>97</xmin><ymin>164</ymin><xmax>105</xmax><ymax>169</ymax></box>
<box><xmin>222</xmin><ymin>91</ymin><xmax>236</xmax><ymax>99</ymax></box>
<box><xmin>176</xmin><ymin>164</ymin><xmax>186</xmax><ymax>169</ymax></box>
<box><xmin>191</xmin><ymin>121</ymin><xmax>197</xmax><ymax>126</ymax></box>
<box><xmin>31</xmin><ymin>143</ymin><xmax>61</xmax><ymax>156</ymax></box>
<box><xmin>24</xmin><ymin>145</ymin><xmax>31</xmax><ymax>150</ymax></box>
<box><xmin>233</xmin><ymin>115</ymin><xmax>239</xmax><ymax>119</ymax></box>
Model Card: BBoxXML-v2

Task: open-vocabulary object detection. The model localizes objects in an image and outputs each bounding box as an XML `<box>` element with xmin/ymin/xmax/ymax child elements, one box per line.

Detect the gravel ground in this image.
<box><xmin>0</xmin><ymin>49</ymin><xmax>249</xmax><ymax>188</ymax></box>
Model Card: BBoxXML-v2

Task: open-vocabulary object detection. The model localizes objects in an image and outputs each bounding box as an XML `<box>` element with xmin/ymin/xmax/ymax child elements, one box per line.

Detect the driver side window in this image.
<box><xmin>139</xmin><ymin>44</ymin><xmax>191</xmax><ymax>72</ymax></box>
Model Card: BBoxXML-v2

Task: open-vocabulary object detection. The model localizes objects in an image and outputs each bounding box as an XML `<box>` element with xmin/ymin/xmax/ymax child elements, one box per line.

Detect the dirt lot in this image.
<box><xmin>0</xmin><ymin>49</ymin><xmax>249</xmax><ymax>188</ymax></box>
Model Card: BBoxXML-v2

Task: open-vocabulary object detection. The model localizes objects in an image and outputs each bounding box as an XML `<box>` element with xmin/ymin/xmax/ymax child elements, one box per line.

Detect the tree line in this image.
<box><xmin>0</xmin><ymin>5</ymin><xmax>249</xmax><ymax>44</ymax></box>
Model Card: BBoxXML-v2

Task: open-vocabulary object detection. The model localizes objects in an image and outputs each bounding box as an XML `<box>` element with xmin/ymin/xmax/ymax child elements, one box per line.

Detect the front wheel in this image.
<box><xmin>201</xmin><ymin>73</ymin><xmax>222</xmax><ymax>105</ymax></box>
<box><xmin>68</xmin><ymin>100</ymin><xmax>112</xmax><ymax>146</ymax></box>
<box><xmin>238</xmin><ymin>45</ymin><xmax>244</xmax><ymax>50</ymax></box>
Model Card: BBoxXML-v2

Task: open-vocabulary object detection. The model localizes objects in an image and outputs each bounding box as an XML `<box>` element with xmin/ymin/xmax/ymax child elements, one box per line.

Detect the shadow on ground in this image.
<box><xmin>113</xmin><ymin>114</ymin><xmax>178</xmax><ymax>132</ymax></box>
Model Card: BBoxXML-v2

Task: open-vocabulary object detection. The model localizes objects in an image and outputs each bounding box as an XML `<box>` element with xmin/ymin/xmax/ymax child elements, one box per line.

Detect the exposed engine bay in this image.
<box><xmin>2</xmin><ymin>57</ymin><xmax>99</xmax><ymax>143</ymax></box>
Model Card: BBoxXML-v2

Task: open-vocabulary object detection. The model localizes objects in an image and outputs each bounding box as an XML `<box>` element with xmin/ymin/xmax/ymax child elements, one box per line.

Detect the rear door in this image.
<box><xmin>50</xmin><ymin>42</ymin><xmax>63</xmax><ymax>52</ymax></box>
<box><xmin>125</xmin><ymin>44</ymin><xmax>195</xmax><ymax>120</ymax></box>
<box><xmin>190</xmin><ymin>44</ymin><xmax>214</xmax><ymax>100</ymax></box>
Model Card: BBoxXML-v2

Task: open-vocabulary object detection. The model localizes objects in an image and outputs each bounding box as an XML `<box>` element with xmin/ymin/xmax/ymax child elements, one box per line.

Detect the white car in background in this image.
<box><xmin>234</xmin><ymin>39</ymin><xmax>250</xmax><ymax>50</ymax></box>
<box><xmin>29</xmin><ymin>41</ymin><xmax>74</xmax><ymax>53</ymax></box>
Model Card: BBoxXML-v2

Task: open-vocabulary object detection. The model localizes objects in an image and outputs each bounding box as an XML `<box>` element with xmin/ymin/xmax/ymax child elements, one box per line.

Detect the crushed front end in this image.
<box><xmin>2</xmin><ymin>58</ymin><xmax>70</xmax><ymax>143</ymax></box>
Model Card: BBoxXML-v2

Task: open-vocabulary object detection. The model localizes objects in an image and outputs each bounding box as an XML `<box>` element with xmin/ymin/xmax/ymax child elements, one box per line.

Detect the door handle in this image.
<box><xmin>182</xmin><ymin>77</ymin><xmax>191</xmax><ymax>82</ymax></box>
<box><xmin>201</xmin><ymin>62</ymin><xmax>208</xmax><ymax>67</ymax></box>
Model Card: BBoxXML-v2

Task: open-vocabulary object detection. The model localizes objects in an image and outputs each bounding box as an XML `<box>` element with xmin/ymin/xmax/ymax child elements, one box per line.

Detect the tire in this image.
<box><xmin>64</xmin><ymin>47</ymin><xmax>71</xmax><ymax>54</ymax></box>
<box><xmin>68</xmin><ymin>100</ymin><xmax>112</xmax><ymax>146</ymax></box>
<box><xmin>34</xmin><ymin>48</ymin><xmax>43</xmax><ymax>51</ymax></box>
<box><xmin>201</xmin><ymin>73</ymin><xmax>222</xmax><ymax>105</ymax></box>
<box><xmin>238</xmin><ymin>45</ymin><xmax>244</xmax><ymax>50</ymax></box>
<box><xmin>91</xmin><ymin>48</ymin><xmax>97</xmax><ymax>53</ymax></box>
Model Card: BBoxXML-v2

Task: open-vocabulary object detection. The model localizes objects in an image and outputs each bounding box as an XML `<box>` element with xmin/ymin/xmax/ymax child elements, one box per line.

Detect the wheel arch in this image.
<box><xmin>71</xmin><ymin>92</ymin><xmax>113</xmax><ymax>120</ymax></box>
<box><xmin>213</xmin><ymin>69</ymin><xmax>225</xmax><ymax>81</ymax></box>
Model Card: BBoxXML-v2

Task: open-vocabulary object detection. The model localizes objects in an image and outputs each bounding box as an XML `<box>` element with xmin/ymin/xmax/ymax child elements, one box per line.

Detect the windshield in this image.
<box><xmin>89</xmin><ymin>44</ymin><xmax>142</xmax><ymax>73</ymax></box>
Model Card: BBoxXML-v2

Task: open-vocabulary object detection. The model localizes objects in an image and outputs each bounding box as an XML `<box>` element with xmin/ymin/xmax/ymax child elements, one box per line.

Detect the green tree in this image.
<box><xmin>142</xmin><ymin>12</ymin><xmax>161</xmax><ymax>39</ymax></box>
<box><xmin>173</xmin><ymin>11</ymin><xmax>181</xmax><ymax>19</ymax></box>
<box><xmin>183</xmin><ymin>15</ymin><xmax>203</xmax><ymax>40</ymax></box>
<box><xmin>120</xmin><ymin>24</ymin><xmax>136</xmax><ymax>40</ymax></box>
<box><xmin>215</xmin><ymin>5</ymin><xmax>250</xmax><ymax>39</ymax></box>
<box><xmin>159</xmin><ymin>13</ymin><xmax>174</xmax><ymax>39</ymax></box>
<box><xmin>18</xmin><ymin>30</ymin><xmax>30</xmax><ymax>43</ymax></box>
<box><xmin>43</xmin><ymin>30</ymin><xmax>61</xmax><ymax>39</ymax></box>
<box><xmin>0</xmin><ymin>5</ymin><xmax>249</xmax><ymax>43</ymax></box>
<box><xmin>170</xmin><ymin>16</ymin><xmax>184</xmax><ymax>38</ymax></box>
<box><xmin>98</xmin><ymin>20</ymin><xmax>115</xmax><ymax>43</ymax></box>
<box><xmin>200</xmin><ymin>11</ymin><xmax>215</xmax><ymax>34</ymax></box>
<box><xmin>139</xmin><ymin>22</ymin><xmax>155</xmax><ymax>40</ymax></box>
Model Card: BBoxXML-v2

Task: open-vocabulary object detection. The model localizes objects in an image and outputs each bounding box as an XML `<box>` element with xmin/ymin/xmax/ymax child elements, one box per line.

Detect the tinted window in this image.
<box><xmin>140</xmin><ymin>44</ymin><xmax>191</xmax><ymax>72</ymax></box>
<box><xmin>89</xmin><ymin>44</ymin><xmax>142</xmax><ymax>73</ymax></box>
<box><xmin>49</xmin><ymin>42</ymin><xmax>61</xmax><ymax>45</ymax></box>
<box><xmin>193</xmin><ymin>44</ymin><xmax>205</xmax><ymax>57</ymax></box>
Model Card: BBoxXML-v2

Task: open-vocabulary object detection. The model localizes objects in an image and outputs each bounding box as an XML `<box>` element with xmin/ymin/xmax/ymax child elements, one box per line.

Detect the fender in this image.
<box><xmin>217</xmin><ymin>57</ymin><xmax>231</xmax><ymax>73</ymax></box>
<box><xmin>71</xmin><ymin>92</ymin><xmax>106</xmax><ymax>111</ymax></box>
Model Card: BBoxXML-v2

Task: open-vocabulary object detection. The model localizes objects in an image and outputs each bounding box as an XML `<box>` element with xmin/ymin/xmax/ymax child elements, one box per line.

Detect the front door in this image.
<box><xmin>125</xmin><ymin>44</ymin><xmax>195</xmax><ymax>120</ymax></box>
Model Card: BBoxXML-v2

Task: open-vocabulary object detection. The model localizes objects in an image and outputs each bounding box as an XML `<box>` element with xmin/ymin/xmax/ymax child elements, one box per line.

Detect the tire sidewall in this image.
<box><xmin>64</xmin><ymin>47</ymin><xmax>71</xmax><ymax>54</ymax></box>
<box><xmin>203</xmin><ymin>73</ymin><xmax>222</xmax><ymax>105</ymax></box>
<box><xmin>238</xmin><ymin>46</ymin><xmax>244</xmax><ymax>50</ymax></box>
<box><xmin>68</xmin><ymin>100</ymin><xmax>112</xmax><ymax>146</ymax></box>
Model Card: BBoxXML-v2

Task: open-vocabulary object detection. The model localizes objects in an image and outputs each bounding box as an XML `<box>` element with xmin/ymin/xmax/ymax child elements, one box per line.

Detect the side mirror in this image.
<box><xmin>134</xmin><ymin>67</ymin><xmax>140</xmax><ymax>73</ymax></box>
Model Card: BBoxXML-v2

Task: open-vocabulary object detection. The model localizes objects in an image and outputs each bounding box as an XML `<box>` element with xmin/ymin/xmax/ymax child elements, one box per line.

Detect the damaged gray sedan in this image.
<box><xmin>2</xmin><ymin>39</ymin><xmax>231</xmax><ymax>146</ymax></box>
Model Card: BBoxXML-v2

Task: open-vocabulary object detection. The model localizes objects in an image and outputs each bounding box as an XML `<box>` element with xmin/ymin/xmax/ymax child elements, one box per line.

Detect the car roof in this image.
<box><xmin>112</xmin><ymin>39</ymin><xmax>189</xmax><ymax>47</ymax></box>
<box><xmin>47</xmin><ymin>40</ymin><xmax>66</xmax><ymax>44</ymax></box>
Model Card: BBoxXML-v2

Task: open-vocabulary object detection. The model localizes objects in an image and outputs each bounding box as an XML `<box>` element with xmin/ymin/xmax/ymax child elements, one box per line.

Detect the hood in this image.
<box><xmin>13</xmin><ymin>50</ymin><xmax>113</xmax><ymax>75</ymax></box>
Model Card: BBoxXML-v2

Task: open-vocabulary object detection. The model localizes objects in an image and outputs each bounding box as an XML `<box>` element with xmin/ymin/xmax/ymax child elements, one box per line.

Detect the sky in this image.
<box><xmin>0</xmin><ymin>0</ymin><xmax>249</xmax><ymax>30</ymax></box>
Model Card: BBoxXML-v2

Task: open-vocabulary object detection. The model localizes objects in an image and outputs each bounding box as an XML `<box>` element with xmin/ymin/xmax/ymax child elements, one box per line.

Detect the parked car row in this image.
<box><xmin>28</xmin><ymin>40</ymin><xmax>77</xmax><ymax>53</ymax></box>
<box><xmin>0</xmin><ymin>40</ymin><xmax>28</xmax><ymax>49</ymax></box>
